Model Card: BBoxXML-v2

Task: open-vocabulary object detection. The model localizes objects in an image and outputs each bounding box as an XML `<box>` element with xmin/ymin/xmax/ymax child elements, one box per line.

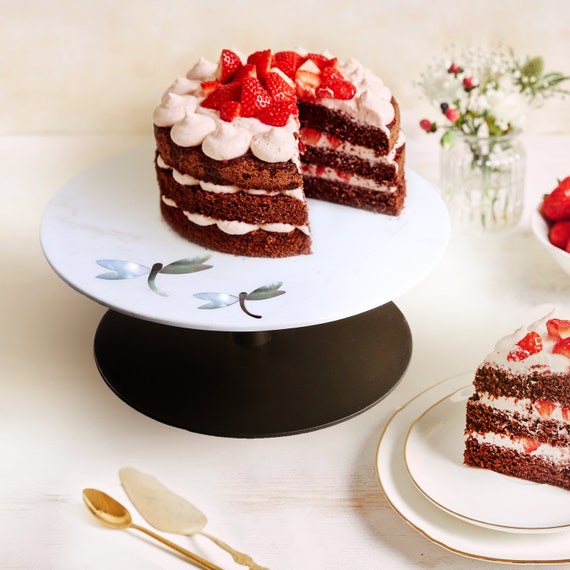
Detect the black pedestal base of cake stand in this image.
<box><xmin>93</xmin><ymin>301</ymin><xmax>412</xmax><ymax>438</ymax></box>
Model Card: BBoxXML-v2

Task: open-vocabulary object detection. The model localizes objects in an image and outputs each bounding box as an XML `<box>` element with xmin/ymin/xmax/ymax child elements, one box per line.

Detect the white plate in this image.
<box><xmin>40</xmin><ymin>144</ymin><xmax>449</xmax><ymax>332</ymax></box>
<box><xmin>376</xmin><ymin>373</ymin><xmax>570</xmax><ymax>563</ymax></box>
<box><xmin>405</xmin><ymin>382</ymin><xmax>570</xmax><ymax>533</ymax></box>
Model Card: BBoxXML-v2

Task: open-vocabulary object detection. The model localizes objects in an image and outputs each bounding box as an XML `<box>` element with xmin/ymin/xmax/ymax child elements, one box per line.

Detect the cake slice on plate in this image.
<box><xmin>464</xmin><ymin>311</ymin><xmax>570</xmax><ymax>490</ymax></box>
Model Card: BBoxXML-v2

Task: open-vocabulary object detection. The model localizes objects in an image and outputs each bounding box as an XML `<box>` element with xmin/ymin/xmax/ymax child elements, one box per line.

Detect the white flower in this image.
<box><xmin>419</xmin><ymin>69</ymin><xmax>464</xmax><ymax>105</ymax></box>
<box><xmin>485</xmin><ymin>89</ymin><xmax>527</xmax><ymax>129</ymax></box>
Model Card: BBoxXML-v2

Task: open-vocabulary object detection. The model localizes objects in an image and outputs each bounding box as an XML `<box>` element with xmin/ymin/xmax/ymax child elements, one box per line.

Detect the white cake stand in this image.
<box><xmin>40</xmin><ymin>144</ymin><xmax>450</xmax><ymax>437</ymax></box>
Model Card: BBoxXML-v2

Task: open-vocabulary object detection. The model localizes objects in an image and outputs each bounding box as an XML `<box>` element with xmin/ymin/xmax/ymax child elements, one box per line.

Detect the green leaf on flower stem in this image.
<box><xmin>440</xmin><ymin>130</ymin><xmax>455</xmax><ymax>149</ymax></box>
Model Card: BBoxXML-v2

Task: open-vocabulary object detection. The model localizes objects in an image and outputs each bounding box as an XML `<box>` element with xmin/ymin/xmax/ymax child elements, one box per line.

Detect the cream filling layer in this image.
<box><xmin>162</xmin><ymin>196</ymin><xmax>310</xmax><ymax>236</ymax></box>
<box><xmin>301</xmin><ymin>163</ymin><xmax>397</xmax><ymax>193</ymax></box>
<box><xmin>470</xmin><ymin>432</ymin><xmax>570</xmax><ymax>463</ymax></box>
<box><xmin>158</xmin><ymin>155</ymin><xmax>305</xmax><ymax>201</ymax></box>
<box><xmin>477</xmin><ymin>393</ymin><xmax>570</xmax><ymax>423</ymax></box>
<box><xmin>301</xmin><ymin>129</ymin><xmax>405</xmax><ymax>171</ymax></box>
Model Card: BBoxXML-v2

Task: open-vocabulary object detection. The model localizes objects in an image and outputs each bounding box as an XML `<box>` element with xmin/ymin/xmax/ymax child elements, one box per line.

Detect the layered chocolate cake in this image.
<box><xmin>153</xmin><ymin>48</ymin><xmax>406</xmax><ymax>257</ymax></box>
<box><xmin>464</xmin><ymin>312</ymin><xmax>570</xmax><ymax>490</ymax></box>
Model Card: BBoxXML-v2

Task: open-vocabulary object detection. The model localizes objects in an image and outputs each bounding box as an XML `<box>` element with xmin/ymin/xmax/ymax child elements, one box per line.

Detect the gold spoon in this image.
<box><xmin>82</xmin><ymin>488</ymin><xmax>222</xmax><ymax>570</ymax></box>
<box><xmin>119</xmin><ymin>467</ymin><xmax>269</xmax><ymax>570</ymax></box>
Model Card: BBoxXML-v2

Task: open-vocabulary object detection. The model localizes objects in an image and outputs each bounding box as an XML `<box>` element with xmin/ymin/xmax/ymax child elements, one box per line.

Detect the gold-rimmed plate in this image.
<box><xmin>404</xmin><ymin>381</ymin><xmax>570</xmax><ymax>533</ymax></box>
<box><xmin>376</xmin><ymin>373</ymin><xmax>570</xmax><ymax>563</ymax></box>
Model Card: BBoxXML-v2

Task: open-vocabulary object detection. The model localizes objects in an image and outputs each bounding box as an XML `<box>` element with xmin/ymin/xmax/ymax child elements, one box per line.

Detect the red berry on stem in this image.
<box><xmin>444</xmin><ymin>108</ymin><xmax>460</xmax><ymax>122</ymax></box>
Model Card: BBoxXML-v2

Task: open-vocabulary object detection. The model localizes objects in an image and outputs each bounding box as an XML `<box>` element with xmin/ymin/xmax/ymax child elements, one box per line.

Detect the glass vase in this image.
<box><xmin>439</xmin><ymin>131</ymin><xmax>526</xmax><ymax>232</ymax></box>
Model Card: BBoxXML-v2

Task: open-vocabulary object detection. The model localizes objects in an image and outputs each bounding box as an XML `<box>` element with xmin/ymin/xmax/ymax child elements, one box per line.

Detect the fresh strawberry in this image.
<box><xmin>561</xmin><ymin>407</ymin><xmax>570</xmax><ymax>421</ymax></box>
<box><xmin>264</xmin><ymin>70</ymin><xmax>296</xmax><ymax>102</ymax></box>
<box><xmin>336</xmin><ymin>169</ymin><xmax>352</xmax><ymax>183</ymax></box>
<box><xmin>200</xmin><ymin>80</ymin><xmax>222</xmax><ymax>95</ymax></box>
<box><xmin>553</xmin><ymin>337</ymin><xmax>570</xmax><ymax>358</ymax></box>
<box><xmin>533</xmin><ymin>399</ymin><xmax>556</xmax><ymax>418</ymax></box>
<box><xmin>217</xmin><ymin>49</ymin><xmax>242</xmax><ymax>83</ymax></box>
<box><xmin>541</xmin><ymin>177</ymin><xmax>570</xmax><ymax>221</ymax></box>
<box><xmin>305</xmin><ymin>53</ymin><xmax>331</xmax><ymax>70</ymax></box>
<box><xmin>546</xmin><ymin>318</ymin><xmax>570</xmax><ymax>339</ymax></box>
<box><xmin>233</xmin><ymin>63</ymin><xmax>258</xmax><ymax>83</ymax></box>
<box><xmin>257</xmin><ymin>100</ymin><xmax>296</xmax><ymax>127</ymax></box>
<box><xmin>327</xmin><ymin>134</ymin><xmax>342</xmax><ymax>149</ymax></box>
<box><xmin>521</xmin><ymin>437</ymin><xmax>540</xmax><ymax>453</ymax></box>
<box><xmin>219</xmin><ymin>100</ymin><xmax>241</xmax><ymax>122</ymax></box>
<box><xmin>518</xmin><ymin>331</ymin><xmax>543</xmax><ymax>354</ymax></box>
<box><xmin>320</xmin><ymin>65</ymin><xmax>344</xmax><ymax>83</ymax></box>
<box><xmin>507</xmin><ymin>331</ymin><xmax>543</xmax><ymax>361</ymax></box>
<box><xmin>240</xmin><ymin>77</ymin><xmax>271</xmax><ymax>117</ymax></box>
<box><xmin>316</xmin><ymin>78</ymin><xmax>356</xmax><ymax>100</ymax></box>
<box><xmin>295</xmin><ymin>67</ymin><xmax>321</xmax><ymax>100</ymax></box>
<box><xmin>300</xmin><ymin>127</ymin><xmax>321</xmax><ymax>145</ymax></box>
<box><xmin>201</xmin><ymin>82</ymin><xmax>242</xmax><ymax>110</ymax></box>
<box><xmin>246</xmin><ymin>49</ymin><xmax>272</xmax><ymax>82</ymax></box>
<box><xmin>548</xmin><ymin>219</ymin><xmax>570</xmax><ymax>249</ymax></box>
<box><xmin>272</xmin><ymin>51</ymin><xmax>304</xmax><ymax>79</ymax></box>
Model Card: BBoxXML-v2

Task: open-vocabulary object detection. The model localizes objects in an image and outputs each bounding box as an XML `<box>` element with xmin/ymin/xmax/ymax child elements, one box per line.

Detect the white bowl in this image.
<box><xmin>531</xmin><ymin>209</ymin><xmax>570</xmax><ymax>276</ymax></box>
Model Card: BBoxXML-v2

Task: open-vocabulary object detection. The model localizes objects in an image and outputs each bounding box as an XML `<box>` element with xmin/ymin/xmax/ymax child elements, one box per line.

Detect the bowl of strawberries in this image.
<box><xmin>532</xmin><ymin>176</ymin><xmax>570</xmax><ymax>275</ymax></box>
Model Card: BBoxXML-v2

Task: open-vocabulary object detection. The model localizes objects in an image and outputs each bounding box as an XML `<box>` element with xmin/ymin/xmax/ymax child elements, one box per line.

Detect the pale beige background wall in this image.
<box><xmin>2</xmin><ymin>0</ymin><xmax>569</xmax><ymax>135</ymax></box>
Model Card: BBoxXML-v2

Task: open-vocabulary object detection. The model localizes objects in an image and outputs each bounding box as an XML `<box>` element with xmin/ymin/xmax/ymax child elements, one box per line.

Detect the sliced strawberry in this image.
<box><xmin>217</xmin><ymin>49</ymin><xmax>242</xmax><ymax>83</ymax></box>
<box><xmin>320</xmin><ymin>65</ymin><xmax>344</xmax><ymax>83</ymax></box>
<box><xmin>272</xmin><ymin>51</ymin><xmax>304</xmax><ymax>79</ymax></box>
<box><xmin>521</xmin><ymin>437</ymin><xmax>540</xmax><ymax>453</ymax></box>
<box><xmin>561</xmin><ymin>407</ymin><xmax>570</xmax><ymax>421</ymax></box>
<box><xmin>295</xmin><ymin>68</ymin><xmax>321</xmax><ymax>100</ymax></box>
<box><xmin>517</xmin><ymin>331</ymin><xmax>543</xmax><ymax>354</ymax></box>
<box><xmin>257</xmin><ymin>100</ymin><xmax>296</xmax><ymax>127</ymax></box>
<box><xmin>240</xmin><ymin>77</ymin><xmax>271</xmax><ymax>117</ymax></box>
<box><xmin>219</xmin><ymin>100</ymin><xmax>241</xmax><ymax>122</ymax></box>
<box><xmin>546</xmin><ymin>318</ymin><xmax>570</xmax><ymax>339</ymax></box>
<box><xmin>233</xmin><ymin>63</ymin><xmax>258</xmax><ymax>83</ymax></box>
<box><xmin>316</xmin><ymin>78</ymin><xmax>356</xmax><ymax>100</ymax></box>
<box><xmin>534</xmin><ymin>399</ymin><xmax>556</xmax><ymax>418</ymax></box>
<box><xmin>200</xmin><ymin>80</ymin><xmax>222</xmax><ymax>95</ymax></box>
<box><xmin>553</xmin><ymin>337</ymin><xmax>570</xmax><ymax>358</ymax></box>
<box><xmin>336</xmin><ymin>170</ymin><xmax>351</xmax><ymax>183</ymax></box>
<box><xmin>201</xmin><ymin>82</ymin><xmax>242</xmax><ymax>110</ymax></box>
<box><xmin>548</xmin><ymin>220</ymin><xmax>570</xmax><ymax>249</ymax></box>
<box><xmin>305</xmin><ymin>53</ymin><xmax>331</xmax><ymax>70</ymax></box>
<box><xmin>325</xmin><ymin>57</ymin><xmax>343</xmax><ymax>72</ymax></box>
<box><xmin>264</xmin><ymin>70</ymin><xmax>296</xmax><ymax>102</ymax></box>
<box><xmin>300</xmin><ymin>127</ymin><xmax>321</xmax><ymax>145</ymax></box>
<box><xmin>246</xmin><ymin>49</ymin><xmax>272</xmax><ymax>83</ymax></box>
<box><xmin>507</xmin><ymin>331</ymin><xmax>543</xmax><ymax>361</ymax></box>
<box><xmin>541</xmin><ymin>177</ymin><xmax>570</xmax><ymax>221</ymax></box>
<box><xmin>327</xmin><ymin>134</ymin><xmax>342</xmax><ymax>149</ymax></box>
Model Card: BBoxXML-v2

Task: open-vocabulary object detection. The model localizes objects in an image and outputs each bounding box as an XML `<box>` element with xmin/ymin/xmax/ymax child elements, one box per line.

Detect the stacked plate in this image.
<box><xmin>376</xmin><ymin>372</ymin><xmax>570</xmax><ymax>563</ymax></box>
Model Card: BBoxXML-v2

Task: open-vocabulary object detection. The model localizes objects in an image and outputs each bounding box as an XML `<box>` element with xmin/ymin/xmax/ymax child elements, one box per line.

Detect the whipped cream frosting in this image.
<box><xmin>153</xmin><ymin>49</ymin><xmax>397</xmax><ymax>164</ymax></box>
<box><xmin>483</xmin><ymin>311</ymin><xmax>570</xmax><ymax>374</ymax></box>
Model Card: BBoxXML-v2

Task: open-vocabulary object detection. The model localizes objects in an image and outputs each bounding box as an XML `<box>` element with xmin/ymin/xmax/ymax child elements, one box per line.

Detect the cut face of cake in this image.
<box><xmin>464</xmin><ymin>312</ymin><xmax>570</xmax><ymax>490</ymax></box>
<box><xmin>152</xmin><ymin>48</ymin><xmax>406</xmax><ymax>257</ymax></box>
